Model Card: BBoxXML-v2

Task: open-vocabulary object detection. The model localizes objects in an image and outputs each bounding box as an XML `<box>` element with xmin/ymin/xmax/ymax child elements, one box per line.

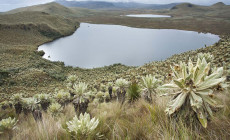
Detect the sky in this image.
<box><xmin>0</xmin><ymin>0</ymin><xmax>229</xmax><ymax>12</ymax></box>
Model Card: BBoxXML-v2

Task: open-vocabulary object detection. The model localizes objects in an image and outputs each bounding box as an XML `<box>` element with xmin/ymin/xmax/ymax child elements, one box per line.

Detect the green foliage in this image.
<box><xmin>197</xmin><ymin>53</ymin><xmax>214</xmax><ymax>63</ymax></box>
<box><xmin>35</xmin><ymin>93</ymin><xmax>51</xmax><ymax>104</ymax></box>
<box><xmin>140</xmin><ymin>74</ymin><xmax>161</xmax><ymax>102</ymax></box>
<box><xmin>39</xmin><ymin>30</ymin><xmax>61</xmax><ymax>39</ymax></box>
<box><xmin>66</xmin><ymin>113</ymin><xmax>99</xmax><ymax>139</ymax></box>
<box><xmin>115</xmin><ymin>78</ymin><xmax>129</xmax><ymax>90</ymax></box>
<box><xmin>95</xmin><ymin>91</ymin><xmax>109</xmax><ymax>103</ymax></box>
<box><xmin>48</xmin><ymin>102</ymin><xmax>63</xmax><ymax>117</ymax></box>
<box><xmin>127</xmin><ymin>83</ymin><xmax>141</xmax><ymax>102</ymax></box>
<box><xmin>21</xmin><ymin>97</ymin><xmax>39</xmax><ymax>112</ymax></box>
<box><xmin>46</xmin><ymin>70</ymin><xmax>66</xmax><ymax>81</ymax></box>
<box><xmin>0</xmin><ymin>117</ymin><xmax>17</xmax><ymax>134</ymax></box>
<box><xmin>0</xmin><ymin>101</ymin><xmax>11</xmax><ymax>110</ymax></box>
<box><xmin>66</xmin><ymin>75</ymin><xmax>78</xmax><ymax>88</ymax></box>
<box><xmin>54</xmin><ymin>90</ymin><xmax>71</xmax><ymax>105</ymax></box>
<box><xmin>161</xmin><ymin>57</ymin><xmax>226</xmax><ymax>128</ymax></box>
<box><xmin>73</xmin><ymin>82</ymin><xmax>88</xmax><ymax>97</ymax></box>
<box><xmin>10</xmin><ymin>93</ymin><xmax>23</xmax><ymax>105</ymax></box>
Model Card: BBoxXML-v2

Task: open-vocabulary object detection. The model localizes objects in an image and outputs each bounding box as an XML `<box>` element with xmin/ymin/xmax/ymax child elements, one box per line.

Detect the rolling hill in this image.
<box><xmin>56</xmin><ymin>0</ymin><xmax>179</xmax><ymax>10</ymax></box>
<box><xmin>170</xmin><ymin>2</ymin><xmax>230</xmax><ymax>18</ymax></box>
<box><xmin>6</xmin><ymin>2</ymin><xmax>76</xmax><ymax>17</ymax></box>
<box><xmin>0</xmin><ymin>11</ymin><xmax>78</xmax><ymax>45</ymax></box>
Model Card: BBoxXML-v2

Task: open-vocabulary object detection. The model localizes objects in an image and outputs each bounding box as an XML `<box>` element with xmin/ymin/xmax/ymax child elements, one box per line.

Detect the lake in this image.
<box><xmin>125</xmin><ymin>14</ymin><xmax>171</xmax><ymax>18</ymax></box>
<box><xmin>38</xmin><ymin>23</ymin><xmax>219</xmax><ymax>68</ymax></box>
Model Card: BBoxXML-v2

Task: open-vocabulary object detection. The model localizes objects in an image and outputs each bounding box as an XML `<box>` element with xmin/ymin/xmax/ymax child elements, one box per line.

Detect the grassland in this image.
<box><xmin>0</xmin><ymin>2</ymin><xmax>230</xmax><ymax>140</ymax></box>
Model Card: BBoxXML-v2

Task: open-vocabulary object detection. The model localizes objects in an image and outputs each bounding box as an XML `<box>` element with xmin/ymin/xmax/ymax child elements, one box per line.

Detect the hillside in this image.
<box><xmin>0</xmin><ymin>11</ymin><xmax>78</xmax><ymax>45</ymax></box>
<box><xmin>0</xmin><ymin>2</ymin><xmax>230</xmax><ymax>140</ymax></box>
<box><xmin>170</xmin><ymin>2</ymin><xmax>230</xmax><ymax>18</ymax></box>
<box><xmin>56</xmin><ymin>0</ymin><xmax>179</xmax><ymax>10</ymax></box>
<box><xmin>211</xmin><ymin>2</ymin><xmax>226</xmax><ymax>8</ymax></box>
<box><xmin>6</xmin><ymin>2</ymin><xmax>76</xmax><ymax>17</ymax></box>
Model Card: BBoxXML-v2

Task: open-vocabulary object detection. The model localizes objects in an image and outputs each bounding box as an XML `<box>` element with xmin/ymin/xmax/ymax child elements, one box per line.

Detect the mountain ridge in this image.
<box><xmin>56</xmin><ymin>0</ymin><xmax>180</xmax><ymax>9</ymax></box>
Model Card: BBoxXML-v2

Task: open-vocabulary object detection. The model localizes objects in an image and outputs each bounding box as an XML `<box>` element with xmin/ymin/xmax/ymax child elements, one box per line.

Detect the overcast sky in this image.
<box><xmin>0</xmin><ymin>0</ymin><xmax>229</xmax><ymax>12</ymax></box>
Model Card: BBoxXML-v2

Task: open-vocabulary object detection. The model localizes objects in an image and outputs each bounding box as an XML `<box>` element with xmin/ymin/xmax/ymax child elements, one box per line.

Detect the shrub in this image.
<box><xmin>115</xmin><ymin>78</ymin><xmax>129</xmax><ymax>90</ymax></box>
<box><xmin>161</xmin><ymin>57</ymin><xmax>226</xmax><ymax>128</ymax></box>
<box><xmin>73</xmin><ymin>82</ymin><xmax>88</xmax><ymax>97</ymax></box>
<box><xmin>0</xmin><ymin>117</ymin><xmax>17</xmax><ymax>135</ymax></box>
<box><xmin>35</xmin><ymin>93</ymin><xmax>51</xmax><ymax>111</ymax></box>
<box><xmin>66</xmin><ymin>113</ymin><xmax>99</xmax><ymax>139</ymax></box>
<box><xmin>66</xmin><ymin>75</ymin><xmax>78</xmax><ymax>91</ymax></box>
<box><xmin>54</xmin><ymin>90</ymin><xmax>71</xmax><ymax>106</ymax></box>
<box><xmin>115</xmin><ymin>78</ymin><xmax>130</xmax><ymax>103</ymax></box>
<box><xmin>128</xmin><ymin>83</ymin><xmax>141</xmax><ymax>103</ymax></box>
<box><xmin>72</xmin><ymin>82</ymin><xmax>90</xmax><ymax>114</ymax></box>
<box><xmin>0</xmin><ymin>101</ymin><xmax>11</xmax><ymax>110</ymax></box>
<box><xmin>48</xmin><ymin>103</ymin><xmax>63</xmax><ymax>117</ymax></box>
<box><xmin>140</xmin><ymin>75</ymin><xmax>161</xmax><ymax>103</ymax></box>
<box><xmin>21</xmin><ymin>97</ymin><xmax>39</xmax><ymax>114</ymax></box>
<box><xmin>197</xmin><ymin>53</ymin><xmax>213</xmax><ymax>63</ymax></box>
<box><xmin>11</xmin><ymin>93</ymin><xmax>23</xmax><ymax>114</ymax></box>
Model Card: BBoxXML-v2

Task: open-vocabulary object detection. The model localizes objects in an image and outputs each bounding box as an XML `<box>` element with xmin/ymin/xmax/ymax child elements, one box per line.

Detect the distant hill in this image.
<box><xmin>0</xmin><ymin>11</ymin><xmax>78</xmax><ymax>45</ymax></box>
<box><xmin>56</xmin><ymin>0</ymin><xmax>179</xmax><ymax>10</ymax></box>
<box><xmin>170</xmin><ymin>2</ymin><xmax>230</xmax><ymax>18</ymax></box>
<box><xmin>171</xmin><ymin>2</ymin><xmax>229</xmax><ymax>10</ymax></box>
<box><xmin>211</xmin><ymin>2</ymin><xmax>226</xmax><ymax>8</ymax></box>
<box><xmin>171</xmin><ymin>3</ymin><xmax>198</xmax><ymax>10</ymax></box>
<box><xmin>6</xmin><ymin>2</ymin><xmax>76</xmax><ymax>17</ymax></box>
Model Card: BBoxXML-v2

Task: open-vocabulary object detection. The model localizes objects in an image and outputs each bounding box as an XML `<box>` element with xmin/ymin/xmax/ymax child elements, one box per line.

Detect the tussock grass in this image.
<box><xmin>0</xmin><ymin>92</ymin><xmax>230</xmax><ymax>140</ymax></box>
<box><xmin>4</xmin><ymin>104</ymin><xmax>75</xmax><ymax>140</ymax></box>
<box><xmin>88</xmin><ymin>93</ymin><xmax>230</xmax><ymax>140</ymax></box>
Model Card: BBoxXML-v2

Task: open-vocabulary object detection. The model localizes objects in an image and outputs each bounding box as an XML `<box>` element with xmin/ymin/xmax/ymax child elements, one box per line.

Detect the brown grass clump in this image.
<box><xmin>88</xmin><ymin>93</ymin><xmax>230</xmax><ymax>140</ymax></box>
<box><xmin>6</xmin><ymin>104</ymin><xmax>75</xmax><ymax>140</ymax></box>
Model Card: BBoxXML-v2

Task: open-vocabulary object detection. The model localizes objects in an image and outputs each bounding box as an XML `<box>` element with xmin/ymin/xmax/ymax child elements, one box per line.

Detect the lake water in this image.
<box><xmin>38</xmin><ymin>23</ymin><xmax>219</xmax><ymax>68</ymax></box>
<box><xmin>125</xmin><ymin>14</ymin><xmax>171</xmax><ymax>18</ymax></box>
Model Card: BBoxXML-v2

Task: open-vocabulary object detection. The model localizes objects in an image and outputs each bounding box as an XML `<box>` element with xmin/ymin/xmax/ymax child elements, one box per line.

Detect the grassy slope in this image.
<box><xmin>72</xmin><ymin>3</ymin><xmax>230</xmax><ymax>35</ymax></box>
<box><xmin>0</xmin><ymin>10</ymin><xmax>78</xmax><ymax>98</ymax></box>
<box><xmin>0</xmin><ymin>6</ymin><xmax>131</xmax><ymax>100</ymax></box>
<box><xmin>0</xmin><ymin>2</ymin><xmax>230</xmax><ymax>101</ymax></box>
<box><xmin>0</xmin><ymin>2</ymin><xmax>230</xmax><ymax>140</ymax></box>
<box><xmin>6</xmin><ymin>2</ymin><xmax>76</xmax><ymax>17</ymax></box>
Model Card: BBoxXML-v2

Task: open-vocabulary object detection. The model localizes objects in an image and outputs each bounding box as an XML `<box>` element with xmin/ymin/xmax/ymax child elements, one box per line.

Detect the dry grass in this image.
<box><xmin>5</xmin><ymin>104</ymin><xmax>75</xmax><ymax>140</ymax></box>
<box><xmin>0</xmin><ymin>91</ymin><xmax>229</xmax><ymax>140</ymax></box>
<box><xmin>88</xmin><ymin>93</ymin><xmax>230</xmax><ymax>140</ymax></box>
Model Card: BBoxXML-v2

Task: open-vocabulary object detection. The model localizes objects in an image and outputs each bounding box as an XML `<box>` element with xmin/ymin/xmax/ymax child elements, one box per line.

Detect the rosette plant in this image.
<box><xmin>0</xmin><ymin>101</ymin><xmax>11</xmax><ymax>110</ymax></box>
<box><xmin>21</xmin><ymin>97</ymin><xmax>39</xmax><ymax>115</ymax></box>
<box><xmin>36</xmin><ymin>93</ymin><xmax>51</xmax><ymax>111</ymax></box>
<box><xmin>107</xmin><ymin>82</ymin><xmax>113</xmax><ymax>99</ymax></box>
<box><xmin>54</xmin><ymin>90</ymin><xmax>71</xmax><ymax>106</ymax></box>
<box><xmin>66</xmin><ymin>75</ymin><xmax>78</xmax><ymax>96</ymax></box>
<box><xmin>66</xmin><ymin>113</ymin><xmax>99</xmax><ymax>139</ymax></box>
<box><xmin>161</xmin><ymin>57</ymin><xmax>226</xmax><ymax>128</ymax></box>
<box><xmin>115</xmin><ymin>78</ymin><xmax>129</xmax><ymax>103</ymax></box>
<box><xmin>140</xmin><ymin>74</ymin><xmax>161</xmax><ymax>103</ymax></box>
<box><xmin>72</xmin><ymin>82</ymin><xmax>90</xmax><ymax>114</ymax></box>
<box><xmin>197</xmin><ymin>53</ymin><xmax>213</xmax><ymax>63</ymax></box>
<box><xmin>48</xmin><ymin>102</ymin><xmax>63</xmax><ymax>117</ymax></box>
<box><xmin>0</xmin><ymin>117</ymin><xmax>17</xmax><ymax>138</ymax></box>
<box><xmin>11</xmin><ymin>93</ymin><xmax>23</xmax><ymax>114</ymax></box>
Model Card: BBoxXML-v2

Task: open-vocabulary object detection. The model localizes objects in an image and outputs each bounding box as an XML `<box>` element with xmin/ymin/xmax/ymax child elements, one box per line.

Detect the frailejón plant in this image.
<box><xmin>140</xmin><ymin>74</ymin><xmax>161</xmax><ymax>102</ymax></box>
<box><xmin>48</xmin><ymin>102</ymin><xmax>63</xmax><ymax>117</ymax></box>
<box><xmin>66</xmin><ymin>113</ymin><xmax>99</xmax><ymax>139</ymax></box>
<box><xmin>161</xmin><ymin>57</ymin><xmax>226</xmax><ymax>128</ymax></box>
<box><xmin>0</xmin><ymin>117</ymin><xmax>17</xmax><ymax>134</ymax></box>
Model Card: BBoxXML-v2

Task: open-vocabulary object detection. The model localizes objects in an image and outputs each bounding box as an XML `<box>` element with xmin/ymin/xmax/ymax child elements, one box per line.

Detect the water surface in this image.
<box><xmin>38</xmin><ymin>23</ymin><xmax>219</xmax><ymax>68</ymax></box>
<box><xmin>125</xmin><ymin>14</ymin><xmax>171</xmax><ymax>18</ymax></box>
